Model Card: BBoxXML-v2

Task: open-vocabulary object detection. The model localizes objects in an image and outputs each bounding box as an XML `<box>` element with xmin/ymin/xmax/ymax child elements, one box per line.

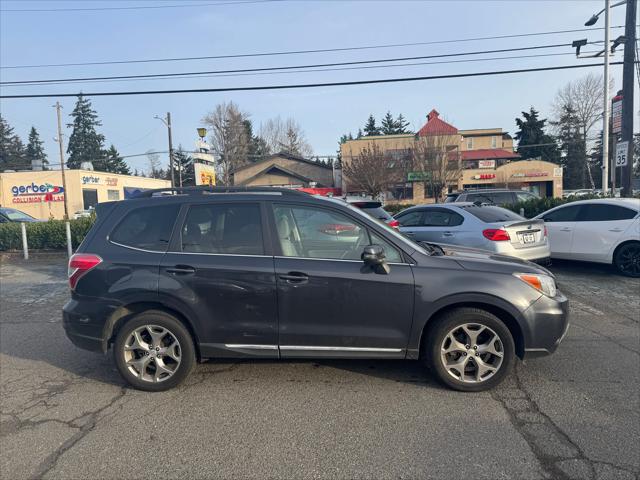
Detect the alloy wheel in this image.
<box><xmin>123</xmin><ymin>325</ymin><xmax>182</xmax><ymax>383</ymax></box>
<box><xmin>617</xmin><ymin>245</ymin><xmax>640</xmax><ymax>277</ymax></box>
<box><xmin>440</xmin><ymin>323</ymin><xmax>504</xmax><ymax>383</ymax></box>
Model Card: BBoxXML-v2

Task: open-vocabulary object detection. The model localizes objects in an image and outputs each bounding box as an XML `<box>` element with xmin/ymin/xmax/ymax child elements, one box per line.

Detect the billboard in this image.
<box><xmin>478</xmin><ymin>160</ymin><xmax>496</xmax><ymax>169</ymax></box>
<box><xmin>194</xmin><ymin>162</ymin><xmax>216</xmax><ymax>186</ymax></box>
<box><xmin>612</xmin><ymin>96</ymin><xmax>623</xmax><ymax>134</ymax></box>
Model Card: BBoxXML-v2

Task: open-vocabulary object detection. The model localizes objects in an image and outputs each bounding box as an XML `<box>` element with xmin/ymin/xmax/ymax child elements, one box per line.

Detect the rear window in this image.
<box><xmin>361</xmin><ymin>206</ymin><xmax>393</xmax><ymax>221</ymax></box>
<box><xmin>459</xmin><ymin>205</ymin><xmax>524</xmax><ymax>223</ymax></box>
<box><xmin>579</xmin><ymin>204</ymin><xmax>638</xmax><ymax>221</ymax></box>
<box><xmin>110</xmin><ymin>204</ymin><xmax>179</xmax><ymax>251</ymax></box>
<box><xmin>444</xmin><ymin>194</ymin><xmax>459</xmax><ymax>203</ymax></box>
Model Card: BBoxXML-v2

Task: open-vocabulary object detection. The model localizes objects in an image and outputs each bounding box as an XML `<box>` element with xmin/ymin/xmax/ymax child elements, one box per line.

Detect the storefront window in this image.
<box><xmin>107</xmin><ymin>190</ymin><xmax>120</xmax><ymax>201</ymax></box>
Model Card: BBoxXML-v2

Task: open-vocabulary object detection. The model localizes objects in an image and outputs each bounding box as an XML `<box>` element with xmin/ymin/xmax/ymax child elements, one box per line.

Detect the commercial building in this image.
<box><xmin>340</xmin><ymin>109</ymin><xmax>562</xmax><ymax>203</ymax></box>
<box><xmin>0</xmin><ymin>170</ymin><xmax>170</xmax><ymax>220</ymax></box>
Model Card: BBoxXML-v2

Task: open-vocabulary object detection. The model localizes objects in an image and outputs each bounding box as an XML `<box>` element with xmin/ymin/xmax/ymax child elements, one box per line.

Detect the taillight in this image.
<box><xmin>68</xmin><ymin>253</ymin><xmax>102</xmax><ymax>290</ymax></box>
<box><xmin>543</xmin><ymin>226</ymin><xmax>548</xmax><ymax>237</ymax></box>
<box><xmin>387</xmin><ymin>219</ymin><xmax>400</xmax><ymax>229</ymax></box>
<box><xmin>483</xmin><ymin>229</ymin><xmax>511</xmax><ymax>241</ymax></box>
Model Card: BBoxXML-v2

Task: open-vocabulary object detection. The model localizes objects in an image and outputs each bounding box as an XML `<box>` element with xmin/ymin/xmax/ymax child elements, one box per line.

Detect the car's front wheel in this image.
<box><xmin>425</xmin><ymin>308</ymin><xmax>515</xmax><ymax>392</ymax></box>
<box><xmin>614</xmin><ymin>242</ymin><xmax>640</xmax><ymax>278</ymax></box>
<box><xmin>113</xmin><ymin>310</ymin><xmax>196</xmax><ymax>392</ymax></box>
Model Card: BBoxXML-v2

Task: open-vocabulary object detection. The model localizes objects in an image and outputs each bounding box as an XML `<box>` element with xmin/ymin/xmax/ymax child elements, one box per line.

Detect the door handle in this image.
<box><xmin>165</xmin><ymin>265</ymin><xmax>196</xmax><ymax>275</ymax></box>
<box><xmin>404</xmin><ymin>231</ymin><xmax>416</xmax><ymax>236</ymax></box>
<box><xmin>442</xmin><ymin>232</ymin><xmax>454</xmax><ymax>237</ymax></box>
<box><xmin>560</xmin><ymin>228</ymin><xmax>572</xmax><ymax>232</ymax></box>
<box><xmin>608</xmin><ymin>228</ymin><xmax>623</xmax><ymax>232</ymax></box>
<box><xmin>279</xmin><ymin>272</ymin><xmax>309</xmax><ymax>284</ymax></box>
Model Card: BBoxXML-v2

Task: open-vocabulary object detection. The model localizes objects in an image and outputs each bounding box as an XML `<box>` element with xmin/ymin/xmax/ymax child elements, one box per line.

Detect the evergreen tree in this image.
<box><xmin>66</xmin><ymin>95</ymin><xmax>106</xmax><ymax>169</ymax></box>
<box><xmin>514</xmin><ymin>107</ymin><xmax>559</xmax><ymax>162</ymax></box>
<box><xmin>381</xmin><ymin>111</ymin><xmax>396</xmax><ymax>135</ymax></box>
<box><xmin>356</xmin><ymin>129</ymin><xmax>363</xmax><ymax>139</ymax></box>
<box><xmin>172</xmin><ymin>146</ymin><xmax>194</xmax><ymax>186</ymax></box>
<box><xmin>554</xmin><ymin>105</ymin><xmax>587</xmax><ymax>189</ymax></box>
<box><xmin>0</xmin><ymin>116</ymin><xmax>28</xmax><ymax>170</ymax></box>
<box><xmin>25</xmin><ymin>127</ymin><xmax>48</xmax><ymax>169</ymax></box>
<box><xmin>363</xmin><ymin>115</ymin><xmax>380</xmax><ymax>136</ymax></box>
<box><xmin>394</xmin><ymin>114</ymin><xmax>411</xmax><ymax>134</ymax></box>
<box><xmin>97</xmin><ymin>144</ymin><xmax>130</xmax><ymax>174</ymax></box>
<box><xmin>243</xmin><ymin>119</ymin><xmax>270</xmax><ymax>161</ymax></box>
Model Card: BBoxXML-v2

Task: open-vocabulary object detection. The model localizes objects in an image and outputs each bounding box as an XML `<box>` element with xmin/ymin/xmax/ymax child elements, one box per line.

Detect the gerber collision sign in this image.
<box><xmin>11</xmin><ymin>182</ymin><xmax>65</xmax><ymax>204</ymax></box>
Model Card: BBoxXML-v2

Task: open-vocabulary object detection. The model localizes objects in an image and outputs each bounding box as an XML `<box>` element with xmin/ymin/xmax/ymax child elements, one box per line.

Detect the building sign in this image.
<box><xmin>81</xmin><ymin>175</ymin><xmax>100</xmax><ymax>185</ymax></box>
<box><xmin>105</xmin><ymin>177</ymin><xmax>118</xmax><ymax>186</ymax></box>
<box><xmin>553</xmin><ymin>167</ymin><xmax>563</xmax><ymax>177</ymax></box>
<box><xmin>194</xmin><ymin>162</ymin><xmax>216</xmax><ymax>186</ymax></box>
<box><xmin>612</xmin><ymin>96</ymin><xmax>623</xmax><ymax>134</ymax></box>
<box><xmin>471</xmin><ymin>173</ymin><xmax>496</xmax><ymax>180</ymax></box>
<box><xmin>407</xmin><ymin>171</ymin><xmax>432</xmax><ymax>182</ymax></box>
<box><xmin>478</xmin><ymin>160</ymin><xmax>496</xmax><ymax>169</ymax></box>
<box><xmin>512</xmin><ymin>172</ymin><xmax>549</xmax><ymax>178</ymax></box>
<box><xmin>10</xmin><ymin>182</ymin><xmax>65</xmax><ymax>204</ymax></box>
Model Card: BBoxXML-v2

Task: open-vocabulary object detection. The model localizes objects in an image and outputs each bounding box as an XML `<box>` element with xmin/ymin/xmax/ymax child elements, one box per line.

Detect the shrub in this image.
<box><xmin>0</xmin><ymin>216</ymin><xmax>96</xmax><ymax>251</ymax></box>
<box><xmin>384</xmin><ymin>203</ymin><xmax>415</xmax><ymax>215</ymax></box>
<box><xmin>503</xmin><ymin>194</ymin><xmax>603</xmax><ymax>218</ymax></box>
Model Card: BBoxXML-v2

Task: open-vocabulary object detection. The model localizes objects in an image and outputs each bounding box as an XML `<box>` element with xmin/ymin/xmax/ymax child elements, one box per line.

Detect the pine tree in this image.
<box><xmin>554</xmin><ymin>105</ymin><xmax>587</xmax><ymax>189</ymax></box>
<box><xmin>0</xmin><ymin>116</ymin><xmax>28</xmax><ymax>171</ymax></box>
<box><xmin>172</xmin><ymin>146</ymin><xmax>194</xmax><ymax>186</ymax></box>
<box><xmin>356</xmin><ymin>129</ymin><xmax>362</xmax><ymax>139</ymax></box>
<box><xmin>97</xmin><ymin>144</ymin><xmax>130</xmax><ymax>175</ymax></box>
<box><xmin>381</xmin><ymin>111</ymin><xmax>396</xmax><ymax>135</ymax></box>
<box><xmin>394</xmin><ymin>114</ymin><xmax>411</xmax><ymax>134</ymax></box>
<box><xmin>514</xmin><ymin>107</ymin><xmax>559</xmax><ymax>162</ymax></box>
<box><xmin>243</xmin><ymin>119</ymin><xmax>270</xmax><ymax>161</ymax></box>
<box><xmin>25</xmin><ymin>126</ymin><xmax>48</xmax><ymax>170</ymax></box>
<box><xmin>363</xmin><ymin>115</ymin><xmax>380</xmax><ymax>136</ymax></box>
<box><xmin>66</xmin><ymin>95</ymin><xmax>106</xmax><ymax>169</ymax></box>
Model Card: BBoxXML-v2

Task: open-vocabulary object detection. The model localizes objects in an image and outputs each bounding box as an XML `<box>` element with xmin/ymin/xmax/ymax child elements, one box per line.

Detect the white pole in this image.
<box><xmin>602</xmin><ymin>0</ymin><xmax>611</xmax><ymax>194</ymax></box>
<box><xmin>20</xmin><ymin>222</ymin><xmax>28</xmax><ymax>260</ymax></box>
<box><xmin>65</xmin><ymin>221</ymin><xmax>73</xmax><ymax>257</ymax></box>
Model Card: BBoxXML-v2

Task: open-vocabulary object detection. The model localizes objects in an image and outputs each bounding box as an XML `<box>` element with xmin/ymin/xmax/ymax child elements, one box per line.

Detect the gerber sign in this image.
<box><xmin>11</xmin><ymin>182</ymin><xmax>65</xmax><ymax>204</ymax></box>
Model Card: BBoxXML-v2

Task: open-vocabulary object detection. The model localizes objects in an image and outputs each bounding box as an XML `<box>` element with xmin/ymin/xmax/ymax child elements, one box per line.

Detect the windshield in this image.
<box><xmin>459</xmin><ymin>205</ymin><xmax>524</xmax><ymax>223</ymax></box>
<box><xmin>1</xmin><ymin>208</ymin><xmax>35</xmax><ymax>221</ymax></box>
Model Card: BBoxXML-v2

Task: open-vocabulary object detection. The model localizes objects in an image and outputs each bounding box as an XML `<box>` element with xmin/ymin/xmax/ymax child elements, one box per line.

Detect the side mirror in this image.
<box><xmin>361</xmin><ymin>245</ymin><xmax>390</xmax><ymax>274</ymax></box>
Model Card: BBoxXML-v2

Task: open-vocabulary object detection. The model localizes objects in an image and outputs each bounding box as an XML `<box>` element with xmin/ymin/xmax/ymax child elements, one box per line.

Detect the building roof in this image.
<box><xmin>416</xmin><ymin>109</ymin><xmax>458</xmax><ymax>136</ymax></box>
<box><xmin>461</xmin><ymin>149</ymin><xmax>520</xmax><ymax>161</ymax></box>
<box><xmin>235</xmin><ymin>163</ymin><xmax>320</xmax><ymax>186</ymax></box>
<box><xmin>232</xmin><ymin>151</ymin><xmax>332</xmax><ymax>173</ymax></box>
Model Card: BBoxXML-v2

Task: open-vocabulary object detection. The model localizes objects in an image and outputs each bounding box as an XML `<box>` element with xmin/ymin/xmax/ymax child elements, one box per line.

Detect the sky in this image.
<box><xmin>0</xmin><ymin>0</ymin><xmax>636</xmax><ymax>173</ymax></box>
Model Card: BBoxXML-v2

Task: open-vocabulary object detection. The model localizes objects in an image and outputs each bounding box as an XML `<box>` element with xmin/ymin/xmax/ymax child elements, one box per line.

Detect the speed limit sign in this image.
<box><xmin>615</xmin><ymin>141</ymin><xmax>629</xmax><ymax>167</ymax></box>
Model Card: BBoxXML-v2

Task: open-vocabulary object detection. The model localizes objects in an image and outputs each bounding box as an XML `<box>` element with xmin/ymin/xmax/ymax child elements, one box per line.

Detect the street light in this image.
<box><xmin>197</xmin><ymin>127</ymin><xmax>207</xmax><ymax>139</ymax></box>
<box><xmin>584</xmin><ymin>0</ymin><xmax>626</xmax><ymax>25</ymax></box>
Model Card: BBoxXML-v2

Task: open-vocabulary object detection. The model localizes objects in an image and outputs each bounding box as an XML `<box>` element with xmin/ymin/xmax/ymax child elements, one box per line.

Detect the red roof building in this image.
<box><xmin>416</xmin><ymin>109</ymin><xmax>458</xmax><ymax>136</ymax></box>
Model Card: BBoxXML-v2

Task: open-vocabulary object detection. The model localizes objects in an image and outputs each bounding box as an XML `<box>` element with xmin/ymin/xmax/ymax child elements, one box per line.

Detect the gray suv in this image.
<box><xmin>63</xmin><ymin>187</ymin><xmax>568</xmax><ymax>393</ymax></box>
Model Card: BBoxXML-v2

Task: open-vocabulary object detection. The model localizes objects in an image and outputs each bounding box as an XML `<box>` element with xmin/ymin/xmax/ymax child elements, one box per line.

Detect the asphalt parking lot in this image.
<box><xmin>0</xmin><ymin>256</ymin><xmax>638</xmax><ymax>480</ymax></box>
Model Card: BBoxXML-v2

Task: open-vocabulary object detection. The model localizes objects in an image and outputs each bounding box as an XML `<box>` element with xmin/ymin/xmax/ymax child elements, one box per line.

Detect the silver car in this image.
<box><xmin>395</xmin><ymin>203</ymin><xmax>550</xmax><ymax>263</ymax></box>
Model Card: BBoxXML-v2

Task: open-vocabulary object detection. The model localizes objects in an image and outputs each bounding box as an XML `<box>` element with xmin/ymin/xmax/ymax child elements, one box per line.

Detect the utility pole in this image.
<box><xmin>166</xmin><ymin>112</ymin><xmax>175</xmax><ymax>188</ymax></box>
<box><xmin>54</xmin><ymin>102</ymin><xmax>70</xmax><ymax>220</ymax></box>
<box><xmin>620</xmin><ymin>0</ymin><xmax>637</xmax><ymax>197</ymax></box>
<box><xmin>602</xmin><ymin>0</ymin><xmax>611</xmax><ymax>194</ymax></box>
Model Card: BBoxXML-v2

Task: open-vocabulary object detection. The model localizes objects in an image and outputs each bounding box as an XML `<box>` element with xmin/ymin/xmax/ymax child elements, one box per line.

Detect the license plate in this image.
<box><xmin>521</xmin><ymin>233</ymin><xmax>536</xmax><ymax>244</ymax></box>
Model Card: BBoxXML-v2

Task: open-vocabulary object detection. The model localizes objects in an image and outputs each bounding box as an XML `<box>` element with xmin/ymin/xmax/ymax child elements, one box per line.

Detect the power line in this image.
<box><xmin>0</xmin><ymin>26</ymin><xmax>625</xmax><ymax>70</ymax></box>
<box><xmin>0</xmin><ymin>62</ymin><xmax>627</xmax><ymax>100</ymax></box>
<box><xmin>0</xmin><ymin>0</ymin><xmax>281</xmax><ymax>13</ymax></box>
<box><xmin>0</xmin><ymin>42</ymin><xmax>580</xmax><ymax>86</ymax></box>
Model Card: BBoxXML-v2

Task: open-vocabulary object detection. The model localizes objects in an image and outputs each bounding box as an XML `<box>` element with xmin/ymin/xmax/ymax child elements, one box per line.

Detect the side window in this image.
<box><xmin>369</xmin><ymin>231</ymin><xmax>403</xmax><ymax>263</ymax></box>
<box><xmin>491</xmin><ymin>192</ymin><xmax>515</xmax><ymax>205</ymax></box>
<box><xmin>543</xmin><ymin>205</ymin><xmax>581</xmax><ymax>222</ymax></box>
<box><xmin>516</xmin><ymin>191</ymin><xmax>535</xmax><ymax>202</ymax></box>
<box><xmin>579</xmin><ymin>204</ymin><xmax>638</xmax><ymax>222</ymax></box>
<box><xmin>110</xmin><ymin>204</ymin><xmax>179</xmax><ymax>251</ymax></box>
<box><xmin>396</xmin><ymin>211</ymin><xmax>423</xmax><ymax>227</ymax></box>
<box><xmin>181</xmin><ymin>203</ymin><xmax>263</xmax><ymax>255</ymax></box>
<box><xmin>423</xmin><ymin>210</ymin><xmax>464</xmax><ymax>227</ymax></box>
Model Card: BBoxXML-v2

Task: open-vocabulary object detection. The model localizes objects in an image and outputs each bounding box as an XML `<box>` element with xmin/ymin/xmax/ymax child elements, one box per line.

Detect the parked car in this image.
<box><xmin>445</xmin><ymin>189</ymin><xmax>539</xmax><ymax>206</ymax></box>
<box><xmin>73</xmin><ymin>207</ymin><xmax>94</xmax><ymax>219</ymax></box>
<box><xmin>63</xmin><ymin>186</ymin><xmax>568</xmax><ymax>393</ymax></box>
<box><xmin>534</xmin><ymin>198</ymin><xmax>640</xmax><ymax>277</ymax></box>
<box><xmin>394</xmin><ymin>203</ymin><xmax>550</xmax><ymax>263</ymax></box>
<box><xmin>344</xmin><ymin>197</ymin><xmax>399</xmax><ymax>228</ymax></box>
<box><xmin>0</xmin><ymin>207</ymin><xmax>42</xmax><ymax>223</ymax></box>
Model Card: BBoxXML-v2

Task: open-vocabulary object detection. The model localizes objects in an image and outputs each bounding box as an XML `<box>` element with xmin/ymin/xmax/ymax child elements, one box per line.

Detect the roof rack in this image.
<box><xmin>132</xmin><ymin>186</ymin><xmax>310</xmax><ymax>198</ymax></box>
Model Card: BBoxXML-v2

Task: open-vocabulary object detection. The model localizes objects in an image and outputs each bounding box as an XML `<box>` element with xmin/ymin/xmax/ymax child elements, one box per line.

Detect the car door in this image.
<box><xmin>159</xmin><ymin>201</ymin><xmax>279</xmax><ymax>358</ymax></box>
<box><xmin>570</xmin><ymin>203</ymin><xmax>639</xmax><ymax>262</ymax></box>
<box><xmin>396</xmin><ymin>210</ymin><xmax>425</xmax><ymax>240</ymax></box>
<box><xmin>540</xmin><ymin>204</ymin><xmax>583</xmax><ymax>259</ymax></box>
<box><xmin>399</xmin><ymin>208</ymin><xmax>466</xmax><ymax>244</ymax></box>
<box><xmin>271</xmin><ymin>203</ymin><xmax>414</xmax><ymax>358</ymax></box>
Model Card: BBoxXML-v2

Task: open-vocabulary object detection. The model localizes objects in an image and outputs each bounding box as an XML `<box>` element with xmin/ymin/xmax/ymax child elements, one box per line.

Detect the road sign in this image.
<box><xmin>615</xmin><ymin>141</ymin><xmax>629</xmax><ymax>167</ymax></box>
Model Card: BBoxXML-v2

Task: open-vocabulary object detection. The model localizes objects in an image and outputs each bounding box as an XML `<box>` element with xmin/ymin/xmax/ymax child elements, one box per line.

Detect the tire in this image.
<box><xmin>113</xmin><ymin>310</ymin><xmax>196</xmax><ymax>392</ymax></box>
<box><xmin>424</xmin><ymin>308</ymin><xmax>515</xmax><ymax>392</ymax></box>
<box><xmin>614</xmin><ymin>242</ymin><xmax>640</xmax><ymax>278</ymax></box>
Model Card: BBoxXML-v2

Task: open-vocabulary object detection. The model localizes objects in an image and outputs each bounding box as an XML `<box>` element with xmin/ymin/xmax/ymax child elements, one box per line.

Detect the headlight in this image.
<box><xmin>513</xmin><ymin>273</ymin><xmax>557</xmax><ymax>297</ymax></box>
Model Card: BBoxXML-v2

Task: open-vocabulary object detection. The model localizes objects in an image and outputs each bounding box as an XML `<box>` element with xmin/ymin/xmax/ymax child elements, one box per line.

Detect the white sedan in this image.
<box><xmin>535</xmin><ymin>198</ymin><xmax>640</xmax><ymax>277</ymax></box>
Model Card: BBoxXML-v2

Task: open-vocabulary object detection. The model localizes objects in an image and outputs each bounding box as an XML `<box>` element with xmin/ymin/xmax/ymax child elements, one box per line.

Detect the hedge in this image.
<box><xmin>0</xmin><ymin>216</ymin><xmax>96</xmax><ymax>251</ymax></box>
<box><xmin>502</xmin><ymin>194</ymin><xmax>604</xmax><ymax>218</ymax></box>
<box><xmin>384</xmin><ymin>203</ymin><xmax>416</xmax><ymax>215</ymax></box>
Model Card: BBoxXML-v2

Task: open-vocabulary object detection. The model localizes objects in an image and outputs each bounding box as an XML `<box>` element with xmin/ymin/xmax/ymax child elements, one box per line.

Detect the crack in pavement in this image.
<box><xmin>492</xmin><ymin>363</ymin><xmax>639</xmax><ymax>480</ymax></box>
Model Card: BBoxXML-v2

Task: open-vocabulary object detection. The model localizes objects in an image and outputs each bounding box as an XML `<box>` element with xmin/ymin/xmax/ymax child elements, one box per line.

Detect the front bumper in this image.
<box><xmin>63</xmin><ymin>298</ymin><xmax>118</xmax><ymax>353</ymax></box>
<box><xmin>521</xmin><ymin>291</ymin><xmax>570</xmax><ymax>358</ymax></box>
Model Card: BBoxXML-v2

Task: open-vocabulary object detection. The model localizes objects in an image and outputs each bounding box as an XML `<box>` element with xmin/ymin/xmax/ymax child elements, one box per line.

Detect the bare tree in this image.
<box><xmin>552</xmin><ymin>73</ymin><xmax>610</xmax><ymax>188</ymax></box>
<box><xmin>341</xmin><ymin>142</ymin><xmax>407</xmax><ymax>198</ymax></box>
<box><xmin>259</xmin><ymin>116</ymin><xmax>313</xmax><ymax>157</ymax></box>
<box><xmin>146</xmin><ymin>149</ymin><xmax>162</xmax><ymax>178</ymax></box>
<box><xmin>202</xmin><ymin>101</ymin><xmax>250</xmax><ymax>186</ymax></box>
<box><xmin>411</xmin><ymin>134</ymin><xmax>462</xmax><ymax>203</ymax></box>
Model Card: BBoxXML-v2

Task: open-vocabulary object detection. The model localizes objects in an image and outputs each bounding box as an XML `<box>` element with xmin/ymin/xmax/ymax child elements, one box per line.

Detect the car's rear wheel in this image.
<box><xmin>425</xmin><ymin>308</ymin><xmax>515</xmax><ymax>392</ymax></box>
<box><xmin>113</xmin><ymin>310</ymin><xmax>196</xmax><ymax>392</ymax></box>
<box><xmin>614</xmin><ymin>242</ymin><xmax>640</xmax><ymax>278</ymax></box>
